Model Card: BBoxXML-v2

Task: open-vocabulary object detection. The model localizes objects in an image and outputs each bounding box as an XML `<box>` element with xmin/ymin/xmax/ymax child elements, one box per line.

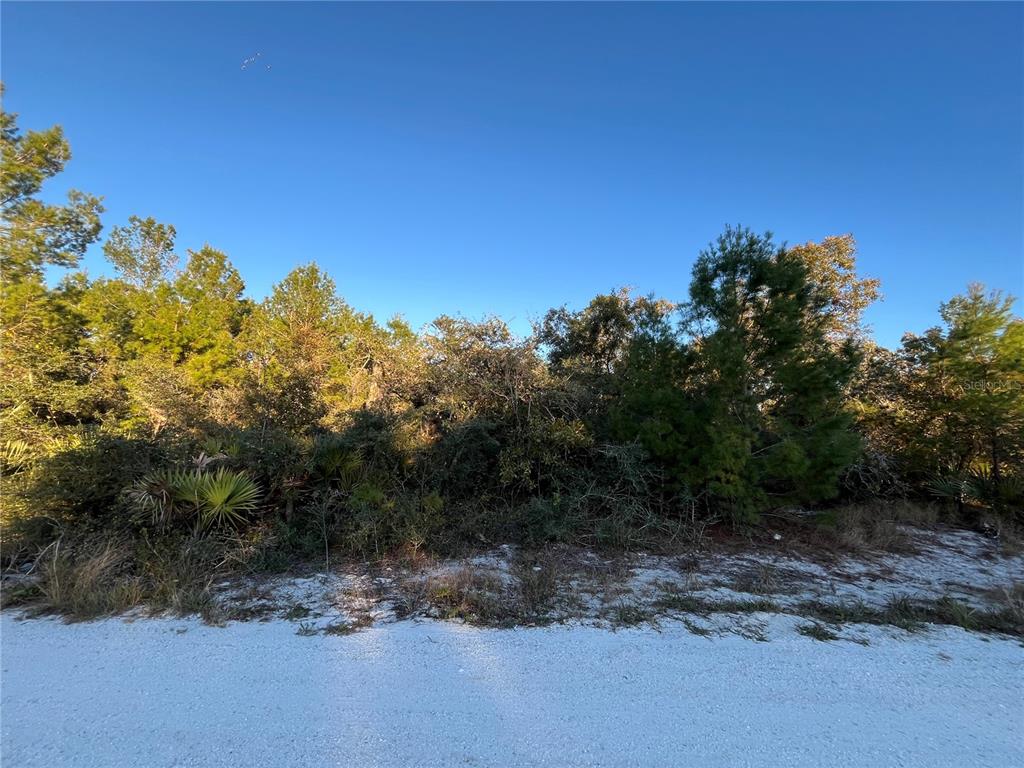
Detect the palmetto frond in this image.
<box><xmin>196</xmin><ymin>468</ymin><xmax>261</xmax><ymax>530</ymax></box>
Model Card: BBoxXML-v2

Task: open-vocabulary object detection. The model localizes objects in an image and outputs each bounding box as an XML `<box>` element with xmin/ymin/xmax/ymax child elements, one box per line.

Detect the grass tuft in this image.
<box><xmin>295</xmin><ymin>621</ymin><xmax>318</xmax><ymax>636</ymax></box>
<box><xmin>423</xmin><ymin>568</ymin><xmax>507</xmax><ymax>624</ymax></box>
<box><xmin>797</xmin><ymin>622</ymin><xmax>840</xmax><ymax>642</ymax></box>
<box><xmin>323</xmin><ymin>613</ymin><xmax>374</xmax><ymax>635</ymax></box>
<box><xmin>282</xmin><ymin>603</ymin><xmax>312</xmax><ymax>621</ymax></box>
<box><xmin>605</xmin><ymin>601</ymin><xmax>655</xmax><ymax>627</ymax></box>
<box><xmin>36</xmin><ymin>539</ymin><xmax>143</xmax><ymax>620</ymax></box>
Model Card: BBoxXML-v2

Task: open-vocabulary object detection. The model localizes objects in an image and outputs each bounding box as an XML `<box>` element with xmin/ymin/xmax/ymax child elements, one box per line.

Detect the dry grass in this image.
<box><xmin>798</xmin><ymin>591</ymin><xmax>1024</xmax><ymax>637</ymax></box>
<box><xmin>421</xmin><ymin>568</ymin><xmax>508</xmax><ymax>623</ymax></box>
<box><xmin>13</xmin><ymin>535</ymin><xmax>224</xmax><ymax>622</ymax></box>
<box><xmin>294</xmin><ymin>614</ymin><xmax>374</xmax><ymax>638</ymax></box>
<box><xmin>10</xmin><ymin>528</ymin><xmax>1020</xmax><ymax>641</ymax></box>
<box><xmin>978</xmin><ymin>513</ymin><xmax>1024</xmax><ymax>556</ymax></box>
<box><xmin>797</xmin><ymin>596</ymin><xmax>922</xmax><ymax>632</ymax></box>
<box><xmin>976</xmin><ymin>582</ymin><xmax>1024</xmax><ymax>635</ymax></box>
<box><xmin>813</xmin><ymin>501</ymin><xmax>940</xmax><ymax>554</ymax></box>
<box><xmin>603</xmin><ymin>601</ymin><xmax>656</xmax><ymax>627</ymax></box>
<box><xmin>0</xmin><ymin>578</ymin><xmax>42</xmax><ymax>609</ymax></box>
<box><xmin>323</xmin><ymin>613</ymin><xmax>374</xmax><ymax>635</ymax></box>
<box><xmin>380</xmin><ymin>541</ymin><xmax>438</xmax><ymax>574</ymax></box>
<box><xmin>511</xmin><ymin>550</ymin><xmax>571</xmax><ymax>619</ymax></box>
<box><xmin>796</xmin><ymin>622</ymin><xmax>841</xmax><ymax>642</ymax></box>
<box><xmin>997</xmin><ymin>582</ymin><xmax>1024</xmax><ymax>620</ymax></box>
<box><xmin>392</xmin><ymin>549</ymin><xmax>577</xmax><ymax>627</ymax></box>
<box><xmin>651</xmin><ymin>581</ymin><xmax>779</xmax><ymax>616</ymax></box>
<box><xmin>833</xmin><ymin>508</ymin><xmax>901</xmax><ymax>551</ymax></box>
<box><xmin>143</xmin><ymin>542</ymin><xmax>220</xmax><ymax>620</ymax></box>
<box><xmin>282</xmin><ymin>603</ymin><xmax>312</xmax><ymax>621</ymax></box>
<box><xmin>569</xmin><ymin>554</ymin><xmax>635</xmax><ymax>608</ymax></box>
<box><xmin>733</xmin><ymin>564</ymin><xmax>788</xmax><ymax>596</ymax></box>
<box><xmin>388</xmin><ymin>548</ymin><xmax>1023</xmax><ymax>638</ymax></box>
<box><xmin>36</xmin><ymin>539</ymin><xmax>144</xmax><ymax>619</ymax></box>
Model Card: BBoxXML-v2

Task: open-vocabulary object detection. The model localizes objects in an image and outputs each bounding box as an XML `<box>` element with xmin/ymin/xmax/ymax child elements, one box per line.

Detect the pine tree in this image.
<box><xmin>902</xmin><ymin>285</ymin><xmax>1023</xmax><ymax>487</ymax></box>
<box><xmin>683</xmin><ymin>226</ymin><xmax>861</xmax><ymax>519</ymax></box>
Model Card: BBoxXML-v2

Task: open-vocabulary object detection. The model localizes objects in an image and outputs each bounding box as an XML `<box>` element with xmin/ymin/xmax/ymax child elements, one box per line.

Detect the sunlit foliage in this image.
<box><xmin>2</xmin><ymin>95</ymin><xmax>1020</xmax><ymax>568</ymax></box>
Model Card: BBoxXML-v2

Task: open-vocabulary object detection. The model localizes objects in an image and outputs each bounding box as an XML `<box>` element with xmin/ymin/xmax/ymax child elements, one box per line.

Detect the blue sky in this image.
<box><xmin>4</xmin><ymin>1</ymin><xmax>1021</xmax><ymax>347</ymax></box>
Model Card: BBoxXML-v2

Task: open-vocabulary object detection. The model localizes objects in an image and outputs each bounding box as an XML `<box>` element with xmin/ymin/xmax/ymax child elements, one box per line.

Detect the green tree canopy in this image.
<box><xmin>1</xmin><ymin>88</ymin><xmax>103</xmax><ymax>283</ymax></box>
<box><xmin>902</xmin><ymin>284</ymin><xmax>1023</xmax><ymax>482</ymax></box>
<box><xmin>682</xmin><ymin>227</ymin><xmax>861</xmax><ymax>518</ymax></box>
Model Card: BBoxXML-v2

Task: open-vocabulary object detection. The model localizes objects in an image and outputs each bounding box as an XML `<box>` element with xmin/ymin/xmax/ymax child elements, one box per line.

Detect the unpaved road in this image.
<box><xmin>1</xmin><ymin>613</ymin><xmax>1021</xmax><ymax>767</ymax></box>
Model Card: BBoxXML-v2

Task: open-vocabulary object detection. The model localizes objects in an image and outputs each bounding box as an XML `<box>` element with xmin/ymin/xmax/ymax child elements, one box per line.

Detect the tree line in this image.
<box><xmin>2</xmin><ymin>94</ymin><xmax>1021</xmax><ymax>566</ymax></box>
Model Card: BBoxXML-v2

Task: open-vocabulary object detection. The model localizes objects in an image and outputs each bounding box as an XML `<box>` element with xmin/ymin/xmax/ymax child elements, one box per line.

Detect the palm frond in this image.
<box><xmin>1</xmin><ymin>440</ymin><xmax>31</xmax><ymax>475</ymax></box>
<box><xmin>197</xmin><ymin>468</ymin><xmax>261</xmax><ymax>530</ymax></box>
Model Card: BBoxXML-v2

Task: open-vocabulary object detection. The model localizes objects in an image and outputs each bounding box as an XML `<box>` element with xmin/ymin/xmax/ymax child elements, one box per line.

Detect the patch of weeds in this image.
<box><xmin>651</xmin><ymin>590</ymin><xmax>703</xmax><ymax>614</ymax></box>
<box><xmin>394</xmin><ymin>552</ymin><xmax>579</xmax><ymax>627</ymax></box>
<box><xmin>797</xmin><ymin>622</ymin><xmax>840</xmax><ymax>642</ymax></box>
<box><xmin>391</xmin><ymin>578</ymin><xmax>428</xmax><ymax>620</ymax></box>
<box><xmin>978</xmin><ymin>514</ymin><xmax>1023</xmax><ymax>556</ymax></box>
<box><xmin>651</xmin><ymin>586</ymin><xmax>779</xmax><ymax>619</ymax></box>
<box><xmin>597</xmin><ymin>583</ymin><xmax>632</xmax><ymax>607</ymax></box>
<box><xmin>199</xmin><ymin>603</ymin><xmax>227</xmax><ymax>626</ymax></box>
<box><xmin>799</xmin><ymin>598</ymin><xmax>875</xmax><ymax>625</ymax></box>
<box><xmin>142</xmin><ymin>537</ymin><xmax>223</xmax><ymax>621</ymax></box>
<box><xmin>932</xmin><ymin>596</ymin><xmax>977</xmax><ymax>630</ymax></box>
<box><xmin>574</xmin><ymin>556</ymin><xmax>634</xmax><ymax>603</ymax></box>
<box><xmin>230</xmin><ymin>584</ymin><xmax>275</xmax><ymax>603</ymax></box>
<box><xmin>323</xmin><ymin>613</ymin><xmax>374</xmax><ymax>636</ymax></box>
<box><xmin>222</xmin><ymin>602</ymin><xmax>276</xmax><ymax>622</ymax></box>
<box><xmin>796</xmin><ymin>592</ymin><xmax>1024</xmax><ymax>637</ymax></box>
<box><xmin>889</xmin><ymin>593</ymin><xmax>1023</xmax><ymax>637</ymax></box>
<box><xmin>295</xmin><ymin>621</ymin><xmax>318</xmax><ymax>636</ymax></box>
<box><xmin>879</xmin><ymin>595</ymin><xmax>923</xmax><ymax>632</ymax></box>
<box><xmin>423</xmin><ymin>568</ymin><xmax>509</xmax><ymax>625</ymax></box>
<box><xmin>649</xmin><ymin>586</ymin><xmax>780</xmax><ymax>639</ymax></box>
<box><xmin>282</xmin><ymin>603</ymin><xmax>312</xmax><ymax>621</ymax></box>
<box><xmin>681</xmin><ymin>618</ymin><xmax>713</xmax><ymax>637</ymax></box>
<box><xmin>33</xmin><ymin>538</ymin><xmax>145</xmax><ymax>620</ymax></box>
<box><xmin>734</xmin><ymin>564</ymin><xmax>785</xmax><ymax>596</ymax></box>
<box><xmin>992</xmin><ymin>583</ymin><xmax>1024</xmax><ymax>624</ymax></box>
<box><xmin>0</xmin><ymin>579</ymin><xmax>42</xmax><ymax>609</ymax></box>
<box><xmin>385</xmin><ymin>542</ymin><xmax>437</xmax><ymax>573</ymax></box>
<box><xmin>730</xmin><ymin>618</ymin><xmax>769</xmax><ymax>642</ymax></box>
<box><xmin>672</xmin><ymin>555</ymin><xmax>702</xmax><ymax>577</ymax></box>
<box><xmin>713</xmin><ymin>597</ymin><xmax>780</xmax><ymax>614</ymax></box>
<box><xmin>946</xmin><ymin>585</ymin><xmax>1024</xmax><ymax>637</ymax></box>
<box><xmin>513</xmin><ymin>555</ymin><xmax>560</xmax><ymax>620</ymax></box>
<box><xmin>605</xmin><ymin>601</ymin><xmax>656</xmax><ymax>627</ymax></box>
<box><xmin>323</xmin><ymin>622</ymin><xmax>357</xmax><ymax>636</ymax></box>
<box><xmin>814</xmin><ymin>503</ymin><xmax>934</xmax><ymax>554</ymax></box>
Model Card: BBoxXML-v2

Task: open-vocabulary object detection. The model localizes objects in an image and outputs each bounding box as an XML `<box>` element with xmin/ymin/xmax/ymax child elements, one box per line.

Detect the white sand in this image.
<box><xmin>2</xmin><ymin>613</ymin><xmax>1021</xmax><ymax>767</ymax></box>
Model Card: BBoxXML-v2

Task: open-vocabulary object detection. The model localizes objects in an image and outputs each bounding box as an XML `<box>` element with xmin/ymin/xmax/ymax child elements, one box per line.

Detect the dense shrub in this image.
<box><xmin>3</xmin><ymin>100</ymin><xmax>1021</xmax><ymax>576</ymax></box>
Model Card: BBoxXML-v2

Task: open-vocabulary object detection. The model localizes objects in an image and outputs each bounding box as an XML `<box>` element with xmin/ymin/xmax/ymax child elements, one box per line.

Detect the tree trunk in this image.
<box><xmin>990</xmin><ymin>431</ymin><xmax>1001</xmax><ymax>491</ymax></box>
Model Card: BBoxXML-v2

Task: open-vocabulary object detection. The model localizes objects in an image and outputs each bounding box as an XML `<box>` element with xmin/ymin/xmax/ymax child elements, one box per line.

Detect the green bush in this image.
<box><xmin>125</xmin><ymin>466</ymin><xmax>261</xmax><ymax>531</ymax></box>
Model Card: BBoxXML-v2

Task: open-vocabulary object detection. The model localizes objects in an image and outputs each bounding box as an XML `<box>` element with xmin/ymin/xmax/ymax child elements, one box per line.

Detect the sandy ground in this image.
<box><xmin>191</xmin><ymin>526</ymin><xmax>1024</xmax><ymax>635</ymax></box>
<box><xmin>2</xmin><ymin>612</ymin><xmax>1021</xmax><ymax>768</ymax></box>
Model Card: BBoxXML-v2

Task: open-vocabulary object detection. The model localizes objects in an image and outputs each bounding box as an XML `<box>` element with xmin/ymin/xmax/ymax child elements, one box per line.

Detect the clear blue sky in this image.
<box><xmin>4</xmin><ymin>1</ymin><xmax>1022</xmax><ymax>347</ymax></box>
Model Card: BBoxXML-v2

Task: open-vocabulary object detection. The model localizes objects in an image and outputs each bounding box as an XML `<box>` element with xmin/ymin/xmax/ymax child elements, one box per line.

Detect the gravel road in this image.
<box><xmin>2</xmin><ymin>613</ymin><xmax>1021</xmax><ymax>767</ymax></box>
